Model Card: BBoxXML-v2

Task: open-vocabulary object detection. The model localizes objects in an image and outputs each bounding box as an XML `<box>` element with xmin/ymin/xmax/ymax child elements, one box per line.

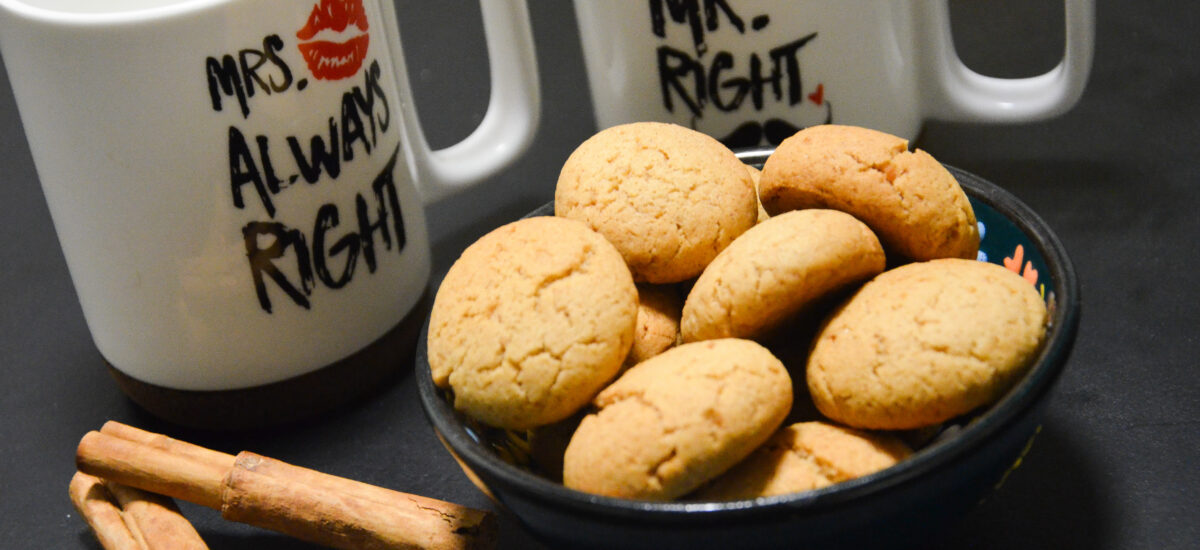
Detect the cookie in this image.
<box><xmin>695</xmin><ymin>421</ymin><xmax>912</xmax><ymax>500</ymax></box>
<box><xmin>758</xmin><ymin>124</ymin><xmax>979</xmax><ymax>261</ymax></box>
<box><xmin>626</xmin><ymin>283</ymin><xmax>683</xmax><ymax>366</ymax></box>
<box><xmin>555</xmin><ymin>122</ymin><xmax>758</xmax><ymax>283</ymax></box>
<box><xmin>747</xmin><ymin>164</ymin><xmax>770</xmax><ymax>223</ymax></box>
<box><xmin>681</xmin><ymin>209</ymin><xmax>885</xmax><ymax>342</ymax></box>
<box><xmin>562</xmin><ymin>339</ymin><xmax>792</xmax><ymax>500</ymax></box>
<box><xmin>427</xmin><ymin>216</ymin><xmax>638</xmax><ymax>430</ymax></box>
<box><xmin>806</xmin><ymin>258</ymin><xmax>1048</xmax><ymax>430</ymax></box>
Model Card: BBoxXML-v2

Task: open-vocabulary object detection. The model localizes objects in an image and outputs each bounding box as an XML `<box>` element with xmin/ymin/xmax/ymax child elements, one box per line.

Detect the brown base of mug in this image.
<box><xmin>107</xmin><ymin>288</ymin><xmax>431</xmax><ymax>431</ymax></box>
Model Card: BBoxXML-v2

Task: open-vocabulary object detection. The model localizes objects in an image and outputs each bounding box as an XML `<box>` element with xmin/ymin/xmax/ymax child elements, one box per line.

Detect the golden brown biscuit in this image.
<box><xmin>759</xmin><ymin>124</ymin><xmax>979</xmax><ymax>261</ymax></box>
<box><xmin>807</xmin><ymin>259</ymin><xmax>1048</xmax><ymax>430</ymax></box>
<box><xmin>626</xmin><ymin>283</ymin><xmax>683</xmax><ymax>366</ymax></box>
<box><xmin>695</xmin><ymin>421</ymin><xmax>912</xmax><ymax>500</ymax></box>
<box><xmin>746</xmin><ymin>164</ymin><xmax>770</xmax><ymax>223</ymax></box>
<box><xmin>563</xmin><ymin>339</ymin><xmax>792</xmax><ymax>500</ymax></box>
<box><xmin>427</xmin><ymin>216</ymin><xmax>638</xmax><ymax>430</ymax></box>
<box><xmin>681</xmin><ymin>209</ymin><xmax>885</xmax><ymax>343</ymax></box>
<box><xmin>555</xmin><ymin>122</ymin><xmax>758</xmax><ymax>283</ymax></box>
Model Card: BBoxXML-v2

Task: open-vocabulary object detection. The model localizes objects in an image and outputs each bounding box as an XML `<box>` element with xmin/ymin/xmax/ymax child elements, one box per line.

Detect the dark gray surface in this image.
<box><xmin>1</xmin><ymin>1</ymin><xmax>1197</xmax><ymax>548</ymax></box>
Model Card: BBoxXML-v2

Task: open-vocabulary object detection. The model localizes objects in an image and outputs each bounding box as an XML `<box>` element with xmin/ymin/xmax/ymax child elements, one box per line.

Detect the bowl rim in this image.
<box><xmin>416</xmin><ymin>149</ymin><xmax>1081</xmax><ymax>523</ymax></box>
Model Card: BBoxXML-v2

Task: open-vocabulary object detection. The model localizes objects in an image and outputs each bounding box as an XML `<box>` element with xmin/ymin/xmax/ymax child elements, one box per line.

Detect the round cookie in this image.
<box><xmin>695</xmin><ymin>421</ymin><xmax>912</xmax><ymax>500</ymax></box>
<box><xmin>563</xmin><ymin>339</ymin><xmax>792</xmax><ymax>500</ymax></box>
<box><xmin>806</xmin><ymin>258</ymin><xmax>1048</xmax><ymax>430</ymax></box>
<box><xmin>555</xmin><ymin>122</ymin><xmax>758</xmax><ymax>283</ymax></box>
<box><xmin>758</xmin><ymin>124</ymin><xmax>979</xmax><ymax>261</ymax></box>
<box><xmin>746</xmin><ymin>164</ymin><xmax>770</xmax><ymax>223</ymax></box>
<box><xmin>682</xmin><ymin>209</ymin><xmax>885</xmax><ymax>343</ymax></box>
<box><xmin>626</xmin><ymin>283</ymin><xmax>683</xmax><ymax>366</ymax></box>
<box><xmin>427</xmin><ymin>216</ymin><xmax>638</xmax><ymax>430</ymax></box>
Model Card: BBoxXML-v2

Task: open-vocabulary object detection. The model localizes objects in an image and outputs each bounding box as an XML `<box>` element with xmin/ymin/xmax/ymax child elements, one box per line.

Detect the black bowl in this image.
<box><xmin>416</xmin><ymin>147</ymin><xmax>1080</xmax><ymax>549</ymax></box>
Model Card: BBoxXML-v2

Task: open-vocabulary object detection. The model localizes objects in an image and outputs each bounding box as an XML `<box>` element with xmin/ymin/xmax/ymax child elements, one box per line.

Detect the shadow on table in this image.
<box><xmin>930</xmin><ymin>420</ymin><xmax>1116</xmax><ymax>549</ymax></box>
<box><xmin>71</xmin><ymin>508</ymin><xmax>552</xmax><ymax>550</ymax></box>
<box><xmin>76</xmin><ymin>530</ymin><xmax>323</xmax><ymax>550</ymax></box>
<box><xmin>175</xmin><ymin>533</ymin><xmax>326</xmax><ymax>550</ymax></box>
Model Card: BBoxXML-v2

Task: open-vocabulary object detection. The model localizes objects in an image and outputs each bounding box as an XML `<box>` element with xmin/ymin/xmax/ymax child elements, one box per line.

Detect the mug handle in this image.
<box><xmin>916</xmin><ymin>0</ymin><xmax>1094</xmax><ymax>123</ymax></box>
<box><xmin>381</xmin><ymin>0</ymin><xmax>540</xmax><ymax>204</ymax></box>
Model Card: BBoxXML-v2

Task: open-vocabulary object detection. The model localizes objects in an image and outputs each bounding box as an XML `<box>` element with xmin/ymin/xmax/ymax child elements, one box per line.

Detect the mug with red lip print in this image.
<box><xmin>572</xmin><ymin>0</ymin><xmax>1094</xmax><ymax>148</ymax></box>
<box><xmin>0</xmin><ymin>0</ymin><xmax>539</xmax><ymax>428</ymax></box>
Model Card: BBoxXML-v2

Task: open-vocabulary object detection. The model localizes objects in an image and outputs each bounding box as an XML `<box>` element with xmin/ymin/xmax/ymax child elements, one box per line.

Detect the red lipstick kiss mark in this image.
<box><xmin>807</xmin><ymin>83</ymin><xmax>825</xmax><ymax>105</ymax></box>
<box><xmin>297</xmin><ymin>0</ymin><xmax>370</xmax><ymax>81</ymax></box>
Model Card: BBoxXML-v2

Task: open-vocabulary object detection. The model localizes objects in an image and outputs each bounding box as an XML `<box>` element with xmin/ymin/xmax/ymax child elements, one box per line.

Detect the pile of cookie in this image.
<box><xmin>427</xmin><ymin>123</ymin><xmax>1048</xmax><ymax>502</ymax></box>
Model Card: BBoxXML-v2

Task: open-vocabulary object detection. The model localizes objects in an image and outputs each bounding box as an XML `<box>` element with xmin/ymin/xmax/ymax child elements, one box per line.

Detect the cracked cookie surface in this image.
<box><xmin>758</xmin><ymin>124</ymin><xmax>979</xmax><ymax>261</ymax></box>
<box><xmin>562</xmin><ymin>339</ymin><xmax>792</xmax><ymax>500</ymax></box>
<box><xmin>806</xmin><ymin>259</ymin><xmax>1048</xmax><ymax>430</ymax></box>
<box><xmin>681</xmin><ymin>209</ymin><xmax>885</xmax><ymax>342</ymax></box>
<box><xmin>695</xmin><ymin>421</ymin><xmax>911</xmax><ymax>500</ymax></box>
<box><xmin>555</xmin><ymin>122</ymin><xmax>758</xmax><ymax>283</ymax></box>
<box><xmin>427</xmin><ymin>216</ymin><xmax>638</xmax><ymax>430</ymax></box>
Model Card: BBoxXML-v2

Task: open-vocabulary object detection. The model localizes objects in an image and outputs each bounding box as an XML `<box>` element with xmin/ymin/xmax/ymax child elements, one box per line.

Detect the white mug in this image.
<box><xmin>0</xmin><ymin>0</ymin><xmax>539</xmax><ymax>425</ymax></box>
<box><xmin>573</xmin><ymin>0</ymin><xmax>1094</xmax><ymax>146</ymax></box>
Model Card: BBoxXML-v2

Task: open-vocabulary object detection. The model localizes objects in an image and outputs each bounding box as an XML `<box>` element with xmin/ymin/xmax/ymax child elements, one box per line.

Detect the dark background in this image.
<box><xmin>2</xmin><ymin>1</ymin><xmax>1197</xmax><ymax>548</ymax></box>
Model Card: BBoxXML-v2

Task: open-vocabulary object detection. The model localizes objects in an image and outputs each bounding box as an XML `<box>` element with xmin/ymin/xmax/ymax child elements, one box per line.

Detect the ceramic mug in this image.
<box><xmin>573</xmin><ymin>0</ymin><xmax>1094</xmax><ymax>146</ymax></box>
<box><xmin>0</xmin><ymin>0</ymin><xmax>539</xmax><ymax>427</ymax></box>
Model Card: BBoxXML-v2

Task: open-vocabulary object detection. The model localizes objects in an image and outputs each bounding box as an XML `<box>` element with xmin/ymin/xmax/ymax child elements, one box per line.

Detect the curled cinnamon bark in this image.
<box><xmin>76</xmin><ymin>422</ymin><xmax>496</xmax><ymax>550</ymax></box>
<box><xmin>68</xmin><ymin>471</ymin><xmax>208</xmax><ymax>550</ymax></box>
<box><xmin>68</xmin><ymin>472</ymin><xmax>141</xmax><ymax>550</ymax></box>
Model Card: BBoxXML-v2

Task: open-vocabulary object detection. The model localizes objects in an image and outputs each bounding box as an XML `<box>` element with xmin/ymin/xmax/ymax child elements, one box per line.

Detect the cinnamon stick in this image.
<box><xmin>76</xmin><ymin>422</ymin><xmax>497</xmax><ymax>550</ymax></box>
<box><xmin>69</xmin><ymin>471</ymin><xmax>209</xmax><ymax>550</ymax></box>
<box><xmin>223</xmin><ymin>451</ymin><xmax>496</xmax><ymax>550</ymax></box>
<box><xmin>100</xmin><ymin>420</ymin><xmax>236</xmax><ymax>472</ymax></box>
<box><xmin>76</xmin><ymin>430</ymin><xmax>226</xmax><ymax>510</ymax></box>
<box><xmin>104</xmin><ymin>480</ymin><xmax>209</xmax><ymax>550</ymax></box>
<box><xmin>68</xmin><ymin>472</ymin><xmax>141</xmax><ymax>550</ymax></box>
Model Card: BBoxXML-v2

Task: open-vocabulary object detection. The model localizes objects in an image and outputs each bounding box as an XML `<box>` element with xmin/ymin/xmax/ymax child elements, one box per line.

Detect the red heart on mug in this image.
<box><xmin>808</xmin><ymin>84</ymin><xmax>825</xmax><ymax>105</ymax></box>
